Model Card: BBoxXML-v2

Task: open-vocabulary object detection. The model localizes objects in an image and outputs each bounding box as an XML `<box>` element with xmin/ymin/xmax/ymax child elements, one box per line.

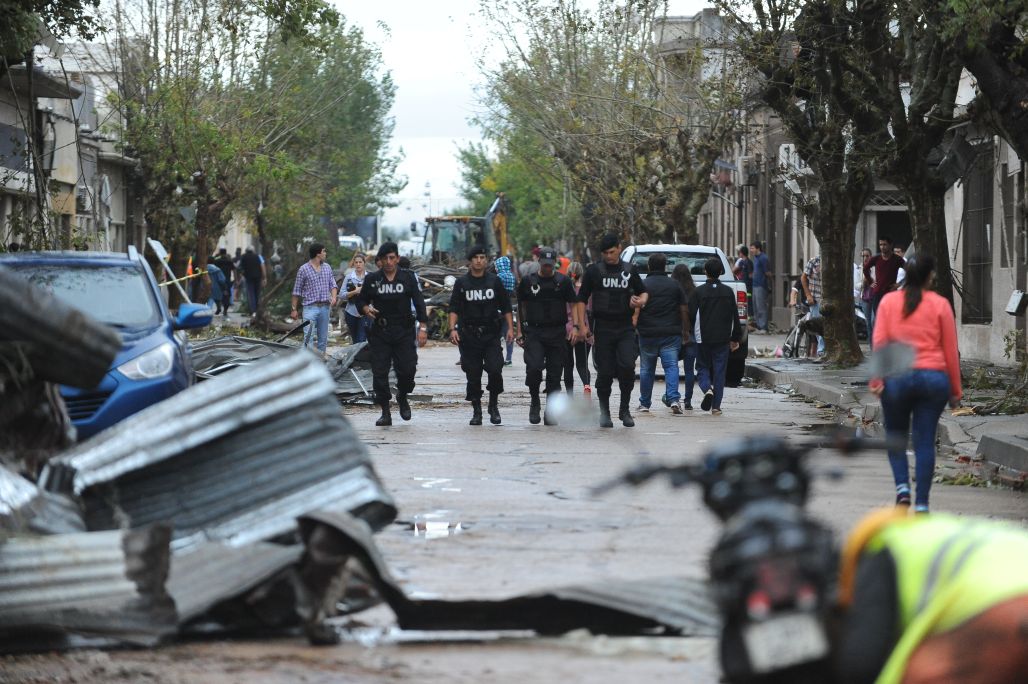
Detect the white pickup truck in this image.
<box><xmin>621</xmin><ymin>243</ymin><xmax>749</xmax><ymax>387</ymax></box>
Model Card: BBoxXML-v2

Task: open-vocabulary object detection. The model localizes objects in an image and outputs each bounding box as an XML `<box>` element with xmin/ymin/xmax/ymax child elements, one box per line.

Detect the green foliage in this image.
<box><xmin>1</xmin><ymin>1</ymin><xmax>103</xmax><ymax>61</ymax></box>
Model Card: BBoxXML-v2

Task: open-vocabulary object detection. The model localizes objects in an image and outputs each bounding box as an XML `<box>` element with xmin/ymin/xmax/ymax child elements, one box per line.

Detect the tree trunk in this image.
<box><xmin>255</xmin><ymin>193</ymin><xmax>273</xmax><ymax>328</ymax></box>
<box><xmin>809</xmin><ymin>183</ymin><xmax>868</xmax><ymax>366</ymax></box>
<box><xmin>903</xmin><ymin>177</ymin><xmax>954</xmax><ymax>306</ymax></box>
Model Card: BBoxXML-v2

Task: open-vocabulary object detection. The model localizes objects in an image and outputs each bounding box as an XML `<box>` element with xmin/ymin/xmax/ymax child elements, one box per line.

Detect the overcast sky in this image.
<box><xmin>335</xmin><ymin>1</ymin><xmax>709</xmax><ymax>231</ymax></box>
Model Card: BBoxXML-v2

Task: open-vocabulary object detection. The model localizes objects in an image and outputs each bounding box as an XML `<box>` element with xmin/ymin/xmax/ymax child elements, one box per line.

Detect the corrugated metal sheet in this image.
<box><xmin>190</xmin><ymin>336</ymin><xmax>298</xmax><ymax>377</ymax></box>
<box><xmin>168</xmin><ymin>542</ymin><xmax>303</xmax><ymax>624</ymax></box>
<box><xmin>78</xmin><ymin>400</ymin><xmax>395</xmax><ymax>551</ymax></box>
<box><xmin>40</xmin><ymin>351</ymin><xmax>338</xmax><ymax>495</ymax></box>
<box><xmin>1</xmin><ymin>467</ymin><xmax>84</xmax><ymax>535</ymax></box>
<box><xmin>298</xmin><ymin>510</ymin><xmax>720</xmax><ymax>637</ymax></box>
<box><xmin>0</xmin><ymin>526</ymin><xmax>176</xmax><ymax>646</ymax></box>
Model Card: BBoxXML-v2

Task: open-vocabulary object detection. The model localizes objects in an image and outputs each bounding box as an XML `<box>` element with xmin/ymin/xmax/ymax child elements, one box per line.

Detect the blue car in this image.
<box><xmin>0</xmin><ymin>246</ymin><xmax>212</xmax><ymax>440</ymax></box>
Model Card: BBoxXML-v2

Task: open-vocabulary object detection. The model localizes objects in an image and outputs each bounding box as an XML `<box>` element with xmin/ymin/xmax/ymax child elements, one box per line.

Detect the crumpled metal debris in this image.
<box><xmin>0</xmin><ymin>526</ymin><xmax>177</xmax><ymax>651</ymax></box>
<box><xmin>297</xmin><ymin>510</ymin><xmax>720</xmax><ymax>639</ymax></box>
<box><xmin>40</xmin><ymin>352</ymin><xmax>396</xmax><ymax>550</ymax></box>
<box><xmin>1</xmin><ymin>465</ymin><xmax>85</xmax><ymax>535</ymax></box>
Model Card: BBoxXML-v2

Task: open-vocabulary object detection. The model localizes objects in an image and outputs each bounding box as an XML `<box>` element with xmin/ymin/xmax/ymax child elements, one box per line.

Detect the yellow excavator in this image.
<box><xmin>421</xmin><ymin>192</ymin><xmax>510</xmax><ymax>264</ymax></box>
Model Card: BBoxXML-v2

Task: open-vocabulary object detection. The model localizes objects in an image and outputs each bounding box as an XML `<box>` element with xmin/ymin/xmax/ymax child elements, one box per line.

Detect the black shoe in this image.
<box><xmin>470</xmin><ymin>401</ymin><xmax>483</xmax><ymax>426</ymax></box>
<box><xmin>660</xmin><ymin>393</ymin><xmax>671</xmax><ymax>408</ymax></box>
<box><xmin>375</xmin><ymin>406</ymin><xmax>392</xmax><ymax>427</ymax></box>
<box><xmin>599</xmin><ymin>410</ymin><xmax>614</xmax><ymax>428</ymax></box>
<box><xmin>683</xmin><ymin>401</ymin><xmax>693</xmax><ymax>410</ymax></box>
<box><xmin>397</xmin><ymin>393</ymin><xmax>412</xmax><ymax>421</ymax></box>
<box><xmin>700</xmin><ymin>390</ymin><xmax>714</xmax><ymax>412</ymax></box>
<box><xmin>619</xmin><ymin>407</ymin><xmax>635</xmax><ymax>428</ymax></box>
<box><xmin>488</xmin><ymin>397</ymin><xmax>501</xmax><ymax>424</ymax></box>
<box><xmin>529</xmin><ymin>396</ymin><xmax>541</xmax><ymax>425</ymax></box>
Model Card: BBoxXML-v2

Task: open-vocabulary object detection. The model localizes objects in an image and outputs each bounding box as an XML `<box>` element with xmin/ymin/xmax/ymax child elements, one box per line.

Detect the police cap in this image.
<box><xmin>467</xmin><ymin>244</ymin><xmax>487</xmax><ymax>260</ymax></box>
<box><xmin>538</xmin><ymin>247</ymin><xmax>557</xmax><ymax>266</ymax></box>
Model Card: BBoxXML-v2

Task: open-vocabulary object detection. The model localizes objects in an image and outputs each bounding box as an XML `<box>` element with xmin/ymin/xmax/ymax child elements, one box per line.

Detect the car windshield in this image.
<box><xmin>8</xmin><ymin>263</ymin><xmax>160</xmax><ymax>328</ymax></box>
<box><xmin>630</xmin><ymin>251</ymin><xmax>723</xmax><ymax>277</ymax></box>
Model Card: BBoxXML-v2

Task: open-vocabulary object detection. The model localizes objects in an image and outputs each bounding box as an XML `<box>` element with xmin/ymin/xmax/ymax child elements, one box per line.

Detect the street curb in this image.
<box><xmin>746</xmin><ymin>361</ymin><xmax>1026</xmax><ymax>489</ymax></box>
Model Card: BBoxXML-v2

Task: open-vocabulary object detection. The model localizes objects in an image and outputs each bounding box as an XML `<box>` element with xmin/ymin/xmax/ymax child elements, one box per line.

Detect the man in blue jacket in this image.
<box><xmin>688</xmin><ymin>258</ymin><xmax>742</xmax><ymax>416</ymax></box>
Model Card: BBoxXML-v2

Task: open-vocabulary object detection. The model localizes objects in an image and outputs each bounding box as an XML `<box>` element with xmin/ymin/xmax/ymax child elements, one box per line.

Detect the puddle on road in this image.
<box><xmin>412</xmin><ymin>477</ymin><xmax>462</xmax><ymax>492</ymax></box>
<box><xmin>395</xmin><ymin>509</ymin><xmax>471</xmax><ymax>540</ymax></box>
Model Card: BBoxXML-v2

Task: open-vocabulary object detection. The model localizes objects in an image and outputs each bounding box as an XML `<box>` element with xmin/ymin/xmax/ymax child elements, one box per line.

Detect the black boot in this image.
<box><xmin>397</xmin><ymin>393</ymin><xmax>412</xmax><ymax>421</ymax></box>
<box><xmin>599</xmin><ymin>397</ymin><xmax>614</xmax><ymax>428</ymax></box>
<box><xmin>529</xmin><ymin>393</ymin><xmax>541</xmax><ymax>425</ymax></box>
<box><xmin>619</xmin><ymin>399</ymin><xmax>635</xmax><ymax>427</ymax></box>
<box><xmin>469</xmin><ymin>400</ymin><xmax>483</xmax><ymax>425</ymax></box>
<box><xmin>488</xmin><ymin>393</ymin><xmax>501</xmax><ymax>425</ymax></box>
<box><xmin>375</xmin><ymin>403</ymin><xmax>392</xmax><ymax>427</ymax></box>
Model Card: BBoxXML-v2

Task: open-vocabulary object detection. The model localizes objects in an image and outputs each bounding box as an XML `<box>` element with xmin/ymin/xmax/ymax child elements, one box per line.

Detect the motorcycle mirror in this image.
<box><xmin>867</xmin><ymin>342</ymin><xmax>915</xmax><ymax>379</ymax></box>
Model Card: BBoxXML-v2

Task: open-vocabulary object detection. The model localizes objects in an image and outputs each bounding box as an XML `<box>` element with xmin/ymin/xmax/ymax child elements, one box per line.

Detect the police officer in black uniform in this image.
<box><xmin>355</xmin><ymin>241</ymin><xmax>428</xmax><ymax>426</ymax></box>
<box><xmin>448</xmin><ymin>246</ymin><xmax>515</xmax><ymax>425</ymax></box>
<box><xmin>516</xmin><ymin>246</ymin><xmax>578</xmax><ymax>425</ymax></box>
<box><xmin>576</xmin><ymin>233</ymin><xmax>647</xmax><ymax>428</ymax></box>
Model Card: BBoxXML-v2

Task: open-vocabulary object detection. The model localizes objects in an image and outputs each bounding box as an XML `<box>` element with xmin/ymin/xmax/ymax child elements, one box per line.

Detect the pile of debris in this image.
<box><xmin>191</xmin><ymin>336</ymin><xmax>379</xmax><ymax>403</ymax></box>
<box><xmin>1</xmin><ymin>347</ymin><xmax>398</xmax><ymax>651</ymax></box>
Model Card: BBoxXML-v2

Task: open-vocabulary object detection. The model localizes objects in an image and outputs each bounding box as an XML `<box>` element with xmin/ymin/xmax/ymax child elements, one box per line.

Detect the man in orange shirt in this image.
<box><xmin>557</xmin><ymin>252</ymin><xmax>571</xmax><ymax>275</ymax></box>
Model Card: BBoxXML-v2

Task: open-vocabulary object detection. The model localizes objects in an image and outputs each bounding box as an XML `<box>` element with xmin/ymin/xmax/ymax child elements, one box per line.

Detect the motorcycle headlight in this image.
<box><xmin>117</xmin><ymin>343</ymin><xmax>175</xmax><ymax>380</ymax></box>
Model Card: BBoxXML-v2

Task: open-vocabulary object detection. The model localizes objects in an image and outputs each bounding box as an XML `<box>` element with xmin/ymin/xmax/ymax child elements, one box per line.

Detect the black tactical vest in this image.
<box><xmin>590</xmin><ymin>263</ymin><xmax>634</xmax><ymax>320</ymax></box>
<box><xmin>455</xmin><ymin>273</ymin><xmax>504</xmax><ymax>325</ymax></box>
<box><xmin>521</xmin><ymin>273</ymin><xmax>569</xmax><ymax>327</ymax></box>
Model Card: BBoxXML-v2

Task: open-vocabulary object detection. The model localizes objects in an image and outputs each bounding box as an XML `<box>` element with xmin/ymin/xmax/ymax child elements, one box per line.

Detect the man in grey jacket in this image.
<box><xmin>688</xmin><ymin>258</ymin><xmax>742</xmax><ymax>416</ymax></box>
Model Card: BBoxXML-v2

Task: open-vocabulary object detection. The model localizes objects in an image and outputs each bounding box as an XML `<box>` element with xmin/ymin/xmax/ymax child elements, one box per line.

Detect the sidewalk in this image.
<box><xmin>744</xmin><ymin>352</ymin><xmax>1028</xmax><ymax>490</ymax></box>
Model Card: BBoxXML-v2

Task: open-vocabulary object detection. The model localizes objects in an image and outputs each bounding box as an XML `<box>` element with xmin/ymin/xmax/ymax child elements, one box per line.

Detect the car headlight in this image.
<box><xmin>117</xmin><ymin>343</ymin><xmax>175</xmax><ymax>380</ymax></box>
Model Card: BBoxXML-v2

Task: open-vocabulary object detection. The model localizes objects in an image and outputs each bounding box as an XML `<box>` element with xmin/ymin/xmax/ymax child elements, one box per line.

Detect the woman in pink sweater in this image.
<box><xmin>869</xmin><ymin>255</ymin><xmax>961</xmax><ymax>513</ymax></box>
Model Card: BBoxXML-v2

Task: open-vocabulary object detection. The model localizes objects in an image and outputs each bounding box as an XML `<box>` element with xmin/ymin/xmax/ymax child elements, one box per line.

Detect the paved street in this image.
<box><xmin>3</xmin><ymin>343</ymin><xmax>1025</xmax><ymax>684</ymax></box>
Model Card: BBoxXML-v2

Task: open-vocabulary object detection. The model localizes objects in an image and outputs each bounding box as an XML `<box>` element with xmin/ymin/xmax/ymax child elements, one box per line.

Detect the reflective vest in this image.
<box><xmin>864</xmin><ymin>514</ymin><xmax>1028</xmax><ymax>684</ymax></box>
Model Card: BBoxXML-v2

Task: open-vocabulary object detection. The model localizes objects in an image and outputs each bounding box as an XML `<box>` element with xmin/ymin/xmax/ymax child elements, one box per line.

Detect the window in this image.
<box><xmin>961</xmin><ymin>144</ymin><xmax>993</xmax><ymax>324</ymax></box>
<box><xmin>7</xmin><ymin>264</ymin><xmax>159</xmax><ymax>328</ymax></box>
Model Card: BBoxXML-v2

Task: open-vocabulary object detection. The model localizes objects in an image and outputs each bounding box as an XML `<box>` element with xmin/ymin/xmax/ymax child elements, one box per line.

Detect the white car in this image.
<box><xmin>620</xmin><ymin>243</ymin><xmax>749</xmax><ymax>387</ymax></box>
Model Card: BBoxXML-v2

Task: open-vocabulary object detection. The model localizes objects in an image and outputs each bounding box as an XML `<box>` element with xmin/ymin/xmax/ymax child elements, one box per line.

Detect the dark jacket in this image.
<box><xmin>689</xmin><ymin>279</ymin><xmax>742</xmax><ymax>345</ymax></box>
<box><xmin>637</xmin><ymin>272</ymin><xmax>685</xmax><ymax>338</ymax></box>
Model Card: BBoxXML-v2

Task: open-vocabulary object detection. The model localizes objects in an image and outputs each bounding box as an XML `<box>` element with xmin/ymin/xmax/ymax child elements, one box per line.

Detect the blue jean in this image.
<box><xmin>696</xmin><ymin>342</ymin><xmax>730</xmax><ymax>410</ymax></box>
<box><xmin>810</xmin><ymin>302</ymin><xmax>825</xmax><ymax>355</ymax></box>
<box><xmin>344</xmin><ymin>311</ymin><xmax>369</xmax><ymax>343</ymax></box>
<box><xmin>679</xmin><ymin>342</ymin><xmax>697</xmax><ymax>403</ymax></box>
<box><xmin>881</xmin><ymin>369</ymin><xmax>950</xmax><ymax>507</ymax></box>
<box><xmin>638</xmin><ymin>335</ymin><xmax>682</xmax><ymax>406</ymax></box>
<box><xmin>302</xmin><ymin>304</ymin><xmax>331</xmax><ymax>354</ymax></box>
<box><xmin>753</xmin><ymin>286</ymin><xmax>769</xmax><ymax>330</ymax></box>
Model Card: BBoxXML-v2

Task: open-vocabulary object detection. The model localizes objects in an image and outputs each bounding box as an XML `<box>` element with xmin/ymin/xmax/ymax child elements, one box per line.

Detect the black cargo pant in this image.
<box><xmin>369</xmin><ymin>320</ymin><xmax>417</xmax><ymax>407</ymax></box>
<box><xmin>592</xmin><ymin>322</ymin><xmax>637</xmax><ymax>403</ymax></box>
<box><xmin>523</xmin><ymin>325</ymin><xmax>567</xmax><ymax>395</ymax></box>
<box><xmin>459</xmin><ymin>324</ymin><xmax>504</xmax><ymax>401</ymax></box>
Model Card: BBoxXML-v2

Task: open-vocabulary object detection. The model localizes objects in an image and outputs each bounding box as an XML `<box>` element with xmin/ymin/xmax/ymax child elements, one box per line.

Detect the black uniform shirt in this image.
<box><xmin>355</xmin><ymin>268</ymin><xmax>427</xmax><ymax>323</ymax></box>
<box><xmin>637</xmin><ymin>272</ymin><xmax>685</xmax><ymax>338</ymax></box>
<box><xmin>449</xmin><ymin>272</ymin><xmax>512</xmax><ymax>326</ymax></box>
<box><xmin>578</xmin><ymin>261</ymin><xmax>645</xmax><ymax>323</ymax></box>
<box><xmin>517</xmin><ymin>271</ymin><xmax>577</xmax><ymax>327</ymax></box>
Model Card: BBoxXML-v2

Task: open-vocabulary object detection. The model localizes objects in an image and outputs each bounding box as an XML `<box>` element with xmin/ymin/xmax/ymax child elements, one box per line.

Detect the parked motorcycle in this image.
<box><xmin>594</xmin><ymin>432</ymin><xmax>888</xmax><ymax>684</ymax></box>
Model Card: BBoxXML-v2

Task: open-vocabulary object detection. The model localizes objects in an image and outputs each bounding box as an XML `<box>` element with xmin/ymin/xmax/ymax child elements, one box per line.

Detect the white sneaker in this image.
<box><xmin>711</xmin><ymin>408</ymin><xmax>723</xmax><ymax>416</ymax></box>
<box><xmin>670</xmin><ymin>404</ymin><xmax>683</xmax><ymax>415</ymax></box>
<box><xmin>637</xmin><ymin>405</ymin><xmax>650</xmax><ymax>413</ymax></box>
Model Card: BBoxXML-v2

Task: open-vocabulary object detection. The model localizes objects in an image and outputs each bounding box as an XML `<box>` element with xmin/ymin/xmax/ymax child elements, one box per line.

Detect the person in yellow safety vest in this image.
<box><xmin>834</xmin><ymin>508</ymin><xmax>1028</xmax><ymax>684</ymax></box>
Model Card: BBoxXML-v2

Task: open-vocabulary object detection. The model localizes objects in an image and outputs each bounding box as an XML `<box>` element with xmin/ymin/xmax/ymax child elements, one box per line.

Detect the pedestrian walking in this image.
<box><xmin>355</xmin><ymin>241</ymin><xmax>429</xmax><ymax>426</ymax></box>
<box><xmin>576</xmin><ymin>233</ymin><xmax>648</xmax><ymax>428</ymax></box>
<box><xmin>231</xmin><ymin>247</ymin><xmax>243</xmax><ymax>304</ymax></box>
<box><xmin>636</xmin><ymin>253</ymin><xmax>687</xmax><ymax>415</ymax></box>
<box><xmin>857</xmin><ymin>248</ymin><xmax>874</xmax><ymax>344</ymax></box>
<box><xmin>494</xmin><ymin>255</ymin><xmax>517</xmax><ymax>365</ymax></box>
<box><xmin>836</xmin><ymin>508</ymin><xmax>1028</xmax><ymax>684</ymax></box>
<box><xmin>516</xmin><ymin>246</ymin><xmax>578</xmax><ymax>425</ymax></box>
<box><xmin>212</xmin><ymin>248</ymin><xmax>235</xmax><ymax>314</ymax></box>
<box><xmin>671</xmin><ymin>264</ymin><xmax>698</xmax><ymax>410</ymax></box>
<box><xmin>801</xmin><ymin>253</ymin><xmax>825</xmax><ymax>357</ymax></box>
<box><xmin>562</xmin><ymin>262</ymin><xmax>592</xmax><ymax>395</ymax></box>
<box><xmin>290</xmin><ymin>243</ymin><xmax>338</xmax><ymax>357</ymax></box>
<box><xmin>448</xmin><ymin>246</ymin><xmax>514</xmax><ymax>426</ymax></box>
<box><xmin>868</xmin><ymin>256</ymin><xmax>961</xmax><ymax>513</ymax></box>
<box><xmin>341</xmin><ymin>253</ymin><xmax>370</xmax><ymax>343</ymax></box>
<box><xmin>239</xmin><ymin>247</ymin><xmax>266</xmax><ymax>316</ymax></box>
<box><xmin>750</xmin><ymin>241</ymin><xmax>773</xmax><ymax>332</ymax></box>
<box><xmin>688</xmin><ymin>258</ymin><xmax>742</xmax><ymax>416</ymax></box>
<box><xmin>863</xmin><ymin>235</ymin><xmax>905</xmax><ymax>337</ymax></box>
<box><xmin>205</xmin><ymin>261</ymin><xmax>228</xmax><ymax>315</ymax></box>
